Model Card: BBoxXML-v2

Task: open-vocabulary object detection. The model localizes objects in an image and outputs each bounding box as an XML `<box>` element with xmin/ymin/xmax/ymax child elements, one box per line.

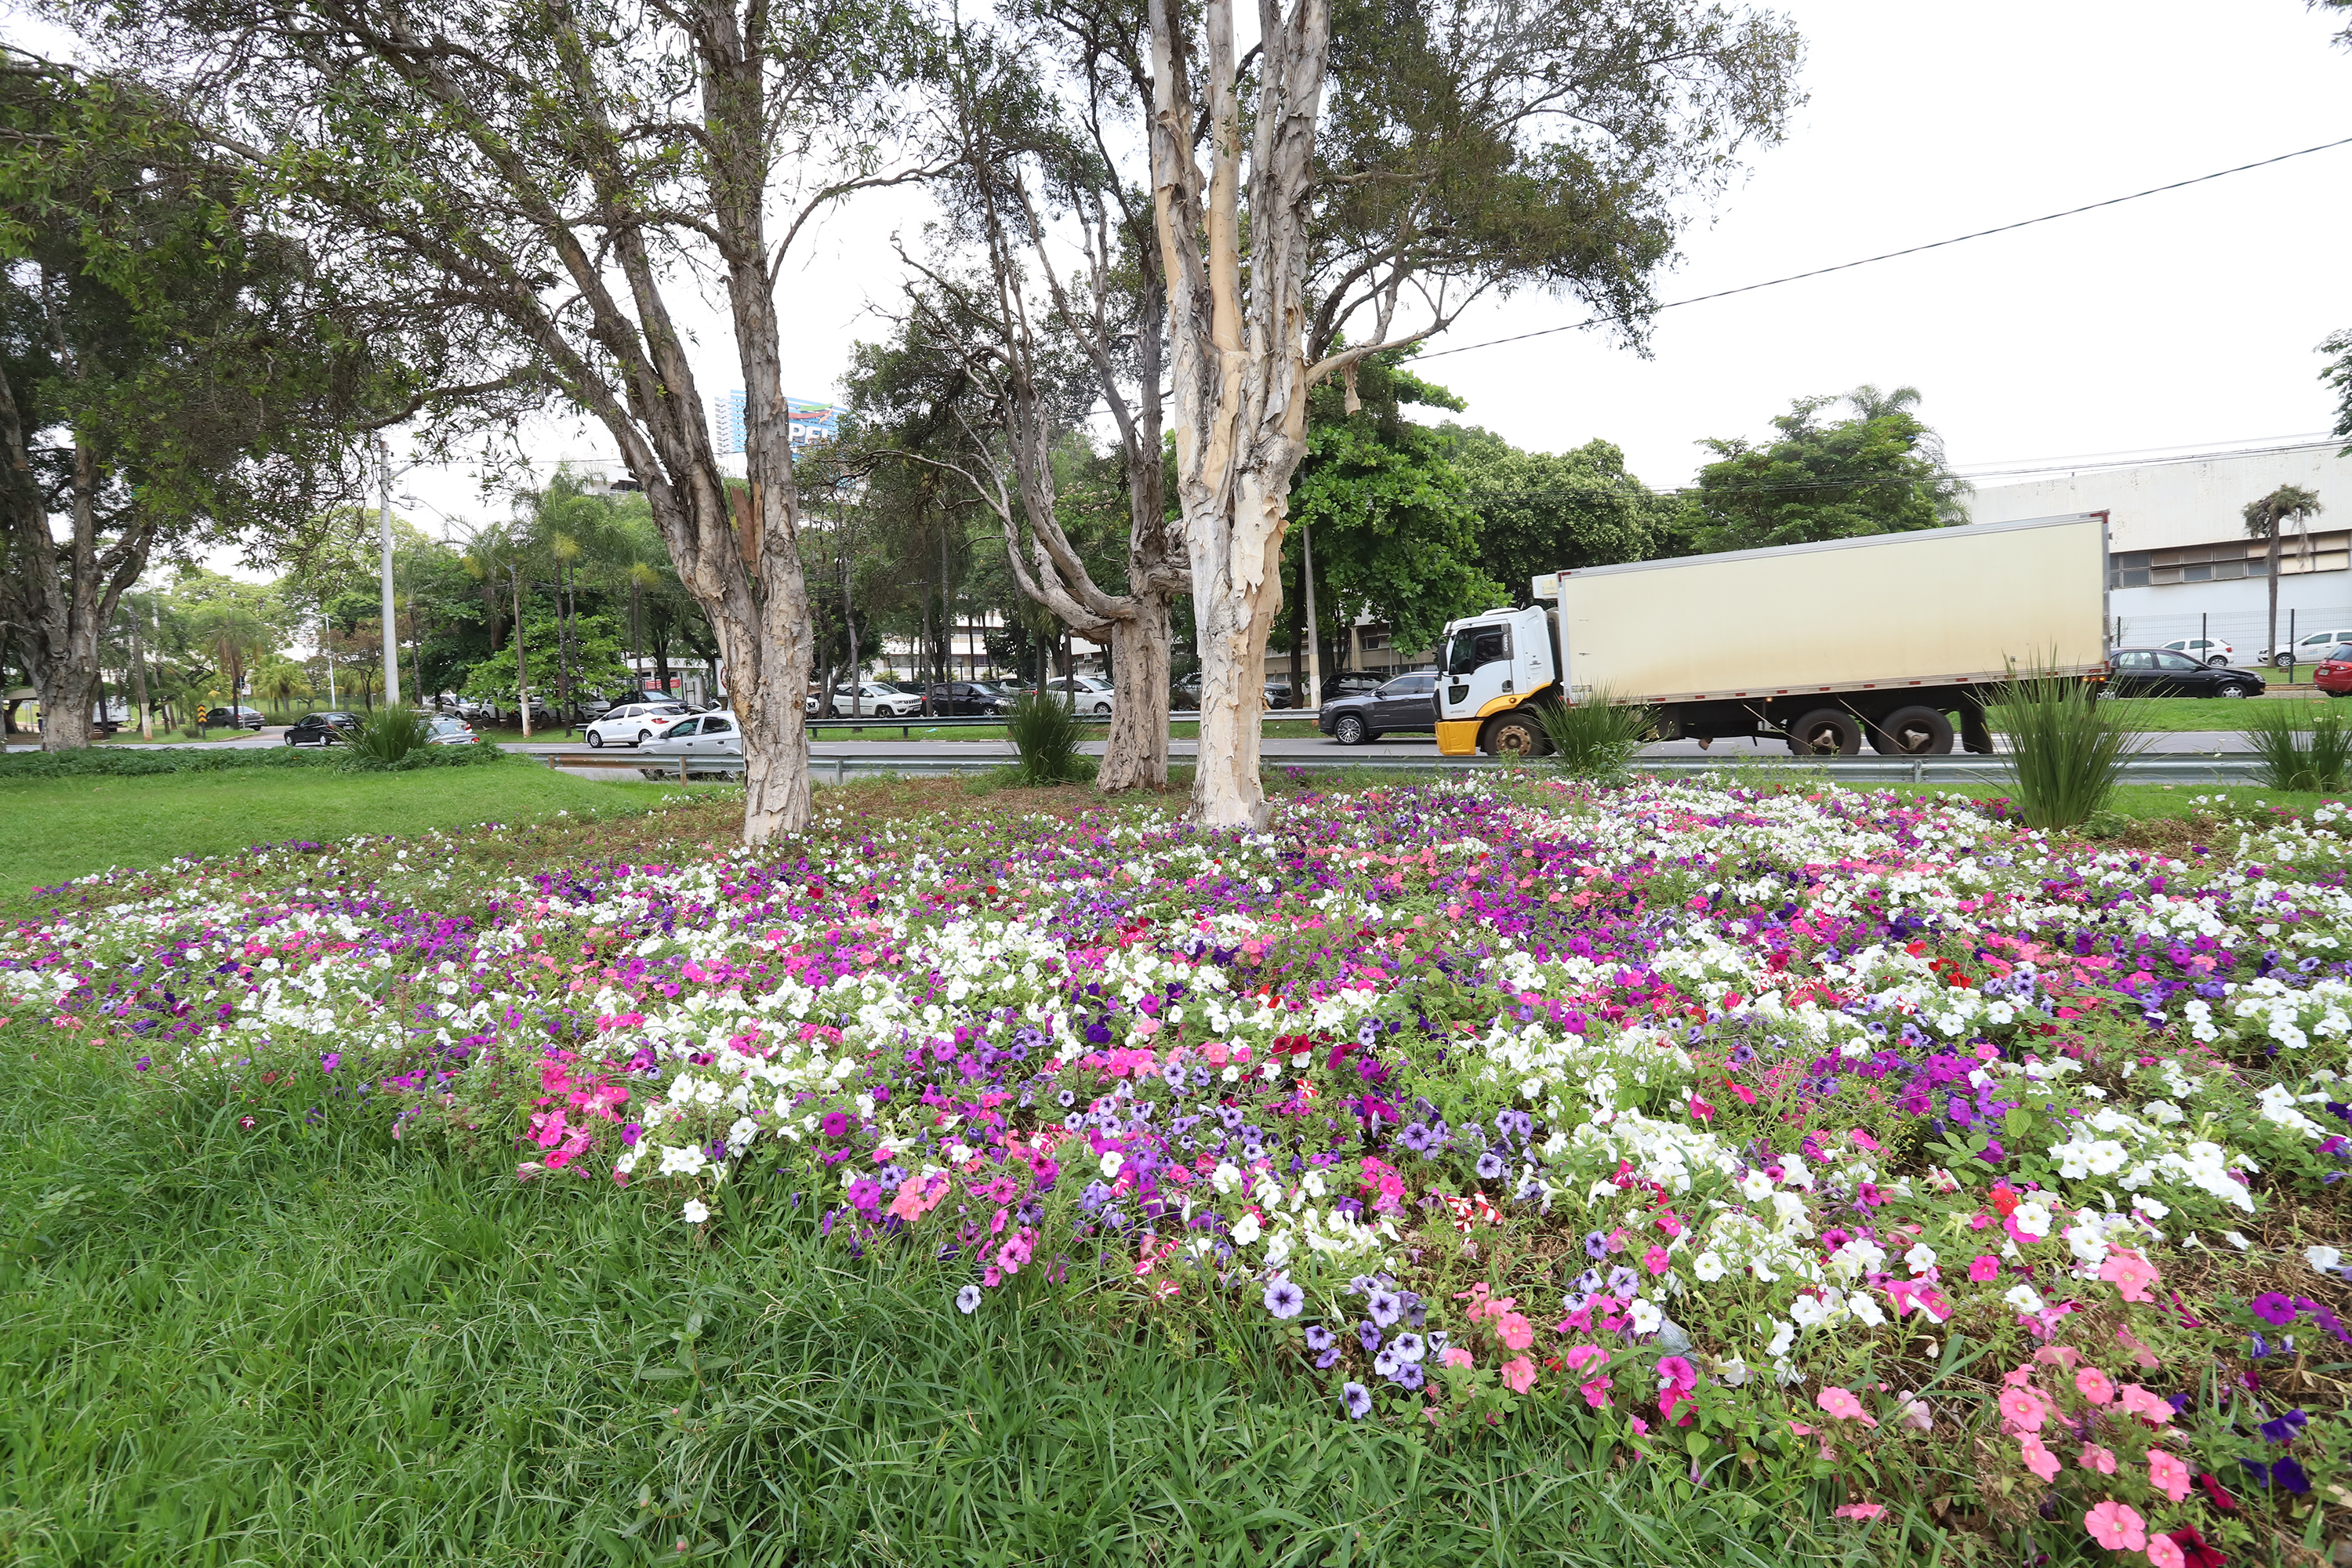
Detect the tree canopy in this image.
<box><xmin>1678</xmin><ymin>386</ymin><xmax>1969</xmax><ymax>554</ymax></box>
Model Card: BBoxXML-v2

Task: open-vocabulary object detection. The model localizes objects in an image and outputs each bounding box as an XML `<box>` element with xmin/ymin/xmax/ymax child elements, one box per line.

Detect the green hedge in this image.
<box><xmin>0</xmin><ymin>739</ymin><xmax>508</xmax><ymax>779</ymax></box>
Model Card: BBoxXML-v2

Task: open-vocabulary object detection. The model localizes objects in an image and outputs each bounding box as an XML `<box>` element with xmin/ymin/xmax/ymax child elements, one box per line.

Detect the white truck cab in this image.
<box><xmin>1435</xmin><ymin>605</ymin><xmax>1557</xmax><ymax>757</ymax></box>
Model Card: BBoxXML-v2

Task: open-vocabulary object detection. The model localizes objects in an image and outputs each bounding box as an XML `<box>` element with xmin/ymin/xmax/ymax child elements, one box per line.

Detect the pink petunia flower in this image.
<box><xmin>2019</xmin><ymin>1435</ymin><xmax>2060</xmax><ymax>1483</ymax></box>
<box><xmin>1655</xmin><ymin>1356</ymin><xmax>1697</xmax><ymax>1391</ymax></box>
<box><xmin>2144</xmin><ymin>1537</ymin><xmax>2186</xmax><ymax>1568</ymax></box>
<box><xmin>2083</xmin><ymin>1500</ymin><xmax>2146</xmax><ymax>1552</ymax></box>
<box><xmin>1439</xmin><ymin>1347</ymin><xmax>1475</xmax><ymax>1370</ymax></box>
<box><xmin>2118</xmin><ymin>1384</ymin><xmax>2174</xmax><ymax>1424</ymax></box>
<box><xmin>1969</xmin><ymin>1255</ymin><xmax>2002</xmax><ymax>1282</ymax></box>
<box><xmin>1500</xmin><ymin>1356</ymin><xmax>1537</xmax><ymax>1393</ymax></box>
<box><xmin>2147</xmin><ymin>1450</ymin><xmax>2190</xmax><ymax>1502</ymax></box>
<box><xmin>1832</xmin><ymin>1503</ymin><xmax>1886</xmax><ymax>1521</ymax></box>
<box><xmin>1563</xmin><ymin>1345</ymin><xmax>1606</xmax><ymax>1375</ymax></box>
<box><xmin>1579</xmin><ymin>1377</ymin><xmax>1612</xmax><ymax>1409</ymax></box>
<box><xmin>1998</xmin><ymin>1386</ymin><xmax>2048</xmax><ymax>1432</ymax></box>
<box><xmin>2078</xmin><ymin>1443</ymin><xmax>2118</xmax><ymax>1475</ymax></box>
<box><xmin>1643</xmin><ymin>1244</ymin><xmax>1671</xmax><ymax>1276</ymax></box>
<box><xmin>2074</xmin><ymin>1367</ymin><xmax>2114</xmax><ymax>1405</ymax></box>
<box><xmin>1817</xmin><ymin>1386</ymin><xmax>1878</xmax><ymax>1427</ymax></box>
<box><xmin>1495</xmin><ymin>1312</ymin><xmax>1534</xmax><ymax>1350</ymax></box>
<box><xmin>2099</xmin><ymin>1250</ymin><xmax>2160</xmax><ymax>1304</ymax></box>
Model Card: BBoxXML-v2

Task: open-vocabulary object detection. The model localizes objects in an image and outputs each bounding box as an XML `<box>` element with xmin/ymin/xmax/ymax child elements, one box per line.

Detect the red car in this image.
<box><xmin>2315</xmin><ymin>645</ymin><xmax>2352</xmax><ymax>697</ymax></box>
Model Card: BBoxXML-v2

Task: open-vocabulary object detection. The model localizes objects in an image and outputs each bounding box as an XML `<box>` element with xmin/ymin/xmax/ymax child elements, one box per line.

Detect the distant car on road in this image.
<box><xmin>806</xmin><ymin>681</ymin><xmax>923</xmax><ymax>718</ymax></box>
<box><xmin>2161</xmin><ymin>637</ymin><xmax>2235</xmax><ymax>667</ymax></box>
<box><xmin>584</xmin><ymin>702</ymin><xmax>691</xmax><ymax>749</ymax></box>
<box><xmin>1041</xmin><ymin>676</ymin><xmax>1116</xmax><ymax>715</ymax></box>
<box><xmin>283</xmin><ymin>711</ymin><xmax>361</xmax><ymax>746</ymax></box>
<box><xmin>423</xmin><ymin>714</ymin><xmax>479</xmax><ymax>746</ymax></box>
<box><xmin>638</xmin><ymin>710</ymin><xmax>742</xmax><ymax>760</ymax></box>
<box><xmin>921</xmin><ymin>681</ymin><xmax>1000</xmax><ymax>716</ymax></box>
<box><xmin>202</xmin><ymin>705</ymin><xmax>267</xmax><ymax>731</ymax></box>
<box><xmin>1318</xmin><ymin>671</ymin><xmax>1439</xmax><ymax>744</ymax></box>
<box><xmin>2103</xmin><ymin>648</ymin><xmax>2265</xmax><ymax>699</ymax></box>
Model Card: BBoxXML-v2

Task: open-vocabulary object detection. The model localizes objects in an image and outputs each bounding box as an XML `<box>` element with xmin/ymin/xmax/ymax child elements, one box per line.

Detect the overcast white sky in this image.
<box><xmin>13</xmin><ymin>2</ymin><xmax>2350</xmax><ymax>554</ymax></box>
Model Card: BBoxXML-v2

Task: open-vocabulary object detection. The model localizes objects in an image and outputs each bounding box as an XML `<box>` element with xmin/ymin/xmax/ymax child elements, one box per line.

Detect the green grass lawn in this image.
<box><xmin>2107</xmin><ymin>691</ymin><xmax>2341</xmax><ymax>731</ymax></box>
<box><xmin>0</xmin><ymin>760</ymin><xmax>699</xmax><ymax>909</ymax></box>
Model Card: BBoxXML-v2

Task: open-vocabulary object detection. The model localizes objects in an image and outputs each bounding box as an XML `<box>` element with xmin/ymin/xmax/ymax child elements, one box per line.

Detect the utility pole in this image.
<box><xmin>376</xmin><ymin>435</ymin><xmax>401</xmax><ymax>707</ymax></box>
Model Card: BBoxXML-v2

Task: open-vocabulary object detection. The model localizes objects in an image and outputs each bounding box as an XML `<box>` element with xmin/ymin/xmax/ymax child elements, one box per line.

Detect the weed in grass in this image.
<box><xmin>2238</xmin><ymin>700</ymin><xmax>2352</xmax><ymax>792</ymax></box>
<box><xmin>1537</xmin><ymin>693</ymin><xmax>1657</xmax><ymax>780</ymax></box>
<box><xmin>1987</xmin><ymin>670</ymin><xmax>2149</xmax><ymax>829</ymax></box>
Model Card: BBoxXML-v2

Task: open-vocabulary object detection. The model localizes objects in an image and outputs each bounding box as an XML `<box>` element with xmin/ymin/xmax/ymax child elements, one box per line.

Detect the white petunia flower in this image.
<box><xmin>1904</xmin><ymin>1243</ymin><xmax>1938</xmax><ymax>1276</ymax></box>
<box><xmin>2309</xmin><ymin>1245</ymin><xmax>2344</xmax><ymax>1273</ymax></box>
<box><xmin>681</xmin><ymin>1199</ymin><xmax>710</xmax><ymax>1224</ymax></box>
<box><xmin>1692</xmin><ymin>1251</ymin><xmax>1726</xmax><ymax>1282</ymax></box>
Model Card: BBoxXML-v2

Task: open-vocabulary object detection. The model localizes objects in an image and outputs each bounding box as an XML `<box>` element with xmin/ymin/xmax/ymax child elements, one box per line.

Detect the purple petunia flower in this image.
<box><xmin>1304</xmin><ymin>1325</ymin><xmax>1335</xmax><ymax>1352</ymax></box>
<box><xmin>1367</xmin><ymin>1289</ymin><xmax>1403</xmax><ymax>1327</ymax></box>
<box><xmin>1584</xmin><ymin>1231</ymin><xmax>1610</xmax><ymax>1260</ymax></box>
<box><xmin>620</xmin><ymin>1123</ymin><xmax>643</xmax><ymax>1146</ymax></box>
<box><xmin>819</xmin><ymin>1111</ymin><xmax>851</xmax><ymax>1140</ymax></box>
<box><xmin>2251</xmin><ymin>1292</ymin><xmax>2298</xmax><ymax>1327</ymax></box>
<box><xmin>1475</xmin><ymin>1150</ymin><xmax>1506</xmax><ymax>1181</ymax></box>
<box><xmin>1390</xmin><ymin>1362</ymin><xmax>1425</xmax><ymax>1391</ymax></box>
<box><xmin>956</xmin><ymin>1284</ymin><xmax>982</xmax><ymax>1314</ymax></box>
<box><xmin>1264</xmin><ymin>1279</ymin><xmax>1305</xmax><ymax>1319</ymax></box>
<box><xmin>1316</xmin><ymin>1346</ymin><xmax>1344</xmax><ymax>1370</ymax></box>
<box><xmin>1358</xmin><ymin>1320</ymin><xmax>1383</xmax><ymax>1354</ymax></box>
<box><xmin>320</xmin><ymin>1051</ymin><xmax>340</xmax><ymax>1073</ymax></box>
<box><xmin>1374</xmin><ymin>1345</ymin><xmax>1400</xmax><ymax>1377</ymax></box>
<box><xmin>1341</xmin><ymin>1381</ymin><xmax>1372</xmax><ymax>1419</ymax></box>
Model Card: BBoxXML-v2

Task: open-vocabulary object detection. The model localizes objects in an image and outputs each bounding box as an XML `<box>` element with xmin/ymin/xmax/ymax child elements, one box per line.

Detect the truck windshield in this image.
<box><xmin>1446</xmin><ymin>626</ymin><xmax>1508</xmax><ymax>675</ymax></box>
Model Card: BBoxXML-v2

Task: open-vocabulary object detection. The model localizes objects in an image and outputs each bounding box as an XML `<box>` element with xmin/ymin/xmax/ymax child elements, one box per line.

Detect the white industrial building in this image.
<box><xmin>1965</xmin><ymin>440</ymin><xmax>2351</xmax><ymax>663</ymax></box>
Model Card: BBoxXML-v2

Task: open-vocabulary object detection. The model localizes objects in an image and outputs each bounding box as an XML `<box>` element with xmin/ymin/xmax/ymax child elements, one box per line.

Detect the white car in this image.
<box><xmin>2161</xmin><ymin>637</ymin><xmax>2234</xmax><ymax>667</ymax></box>
<box><xmin>1042</xmin><ymin>676</ymin><xmax>1115</xmax><ymax>715</ymax></box>
<box><xmin>2269</xmin><ymin>628</ymin><xmax>2352</xmax><ymax>668</ymax></box>
<box><xmin>806</xmin><ymin>682</ymin><xmax>921</xmax><ymax>718</ymax></box>
<box><xmin>584</xmin><ymin>701</ymin><xmax>692</xmax><ymax>748</ymax></box>
<box><xmin>637</xmin><ymin>711</ymin><xmax>741</xmax><ymax>773</ymax></box>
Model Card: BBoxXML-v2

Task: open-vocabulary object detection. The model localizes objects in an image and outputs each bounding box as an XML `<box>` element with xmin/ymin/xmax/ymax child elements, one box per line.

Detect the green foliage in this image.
<box><xmin>1449</xmin><ymin>425</ymin><xmax>1672</xmax><ymax>598</ymax></box>
<box><xmin>0</xmin><ymin>746</ymin><xmax>344</xmax><ymax>779</ymax></box>
<box><xmin>2325</xmin><ymin>325</ymin><xmax>2352</xmax><ymax>456</ymax></box>
<box><xmin>1004</xmin><ymin>691</ymin><xmax>1087</xmax><ymax>786</ymax></box>
<box><xmin>2239</xmin><ymin>701</ymin><xmax>2352</xmax><ymax>792</ymax></box>
<box><xmin>1682</xmin><ymin>387</ymin><xmax>1969</xmax><ymax>554</ymax></box>
<box><xmin>1288</xmin><ymin>354</ymin><xmax>1502</xmax><ymax>666</ymax></box>
<box><xmin>343</xmin><ymin>704</ymin><xmax>432</xmax><ymax>765</ymax></box>
<box><xmin>1538</xmin><ymin>694</ymin><xmax>1657</xmax><ymax>781</ymax></box>
<box><xmin>1988</xmin><ymin>673</ymin><xmax>2150</xmax><ymax>830</ymax></box>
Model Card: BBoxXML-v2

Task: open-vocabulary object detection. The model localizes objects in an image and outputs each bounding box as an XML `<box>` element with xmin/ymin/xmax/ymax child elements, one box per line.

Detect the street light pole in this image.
<box><xmin>377</xmin><ymin>435</ymin><xmax>401</xmax><ymax>707</ymax></box>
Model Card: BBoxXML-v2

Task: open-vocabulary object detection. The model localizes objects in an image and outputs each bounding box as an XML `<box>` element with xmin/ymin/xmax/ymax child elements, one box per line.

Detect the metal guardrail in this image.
<box><xmin>800</xmin><ymin>708</ymin><xmax>1316</xmax><ymax>736</ymax></box>
<box><xmin>535</xmin><ymin>747</ymin><xmax>2281</xmax><ymax>787</ymax></box>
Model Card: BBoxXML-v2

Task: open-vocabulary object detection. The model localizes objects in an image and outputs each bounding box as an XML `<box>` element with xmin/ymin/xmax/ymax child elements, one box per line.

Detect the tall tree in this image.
<box><xmin>86</xmin><ymin>0</ymin><xmax>946</xmax><ymax>842</ymax></box>
<box><xmin>0</xmin><ymin>52</ymin><xmax>379</xmax><ymax>750</ymax></box>
<box><xmin>1142</xmin><ymin>0</ymin><xmax>1803</xmax><ymax>825</ymax></box>
<box><xmin>2244</xmin><ymin>485</ymin><xmax>2326</xmax><ymax>666</ymax></box>
<box><xmin>1679</xmin><ymin>387</ymin><xmax>1968</xmax><ymax>554</ymax></box>
<box><xmin>1449</xmin><ymin>426</ymin><xmax>1668</xmax><ymax>600</ymax></box>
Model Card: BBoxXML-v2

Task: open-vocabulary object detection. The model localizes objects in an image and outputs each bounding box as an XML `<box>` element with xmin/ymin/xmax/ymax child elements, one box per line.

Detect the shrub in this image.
<box><xmin>1003</xmin><ymin>691</ymin><xmax>1087</xmax><ymax>786</ymax></box>
<box><xmin>343</xmin><ymin>706</ymin><xmax>434</xmax><ymax>767</ymax></box>
<box><xmin>1536</xmin><ymin>692</ymin><xmax>1654</xmax><ymax>780</ymax></box>
<box><xmin>1987</xmin><ymin>669</ymin><xmax>2148</xmax><ymax>830</ymax></box>
<box><xmin>2240</xmin><ymin>702</ymin><xmax>2352</xmax><ymax>792</ymax></box>
<box><xmin>0</xmin><ymin>746</ymin><xmax>343</xmax><ymax>779</ymax></box>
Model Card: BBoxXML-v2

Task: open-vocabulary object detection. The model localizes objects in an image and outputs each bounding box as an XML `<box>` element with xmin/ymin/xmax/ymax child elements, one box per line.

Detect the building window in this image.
<box><xmin>2113</xmin><ymin>531</ymin><xmax>2350</xmax><ymax>589</ymax></box>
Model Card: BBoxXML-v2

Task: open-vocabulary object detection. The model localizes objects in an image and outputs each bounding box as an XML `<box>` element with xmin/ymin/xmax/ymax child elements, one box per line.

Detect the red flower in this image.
<box><xmin>2166</xmin><ymin>1526</ymin><xmax>2227</xmax><ymax>1568</ymax></box>
<box><xmin>2194</xmin><ymin>1472</ymin><xmax>2238</xmax><ymax>1512</ymax></box>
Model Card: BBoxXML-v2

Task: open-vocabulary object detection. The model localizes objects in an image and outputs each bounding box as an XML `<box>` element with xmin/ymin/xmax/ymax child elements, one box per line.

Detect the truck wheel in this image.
<box><xmin>1481</xmin><ymin>711</ymin><xmax>1552</xmax><ymax>759</ymax></box>
<box><xmin>1960</xmin><ymin>705</ymin><xmax>1994</xmax><ymax>754</ymax></box>
<box><xmin>1333</xmin><ymin>713</ymin><xmax>1369</xmax><ymax>746</ymax></box>
<box><xmin>1866</xmin><ymin>706</ymin><xmax>1955</xmax><ymax>756</ymax></box>
<box><xmin>1784</xmin><ymin>708</ymin><xmax>1862</xmax><ymax>757</ymax></box>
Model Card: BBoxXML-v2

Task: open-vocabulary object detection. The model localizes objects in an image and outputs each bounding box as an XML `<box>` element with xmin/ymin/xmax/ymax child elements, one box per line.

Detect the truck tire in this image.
<box><xmin>1784</xmin><ymin>708</ymin><xmax>1862</xmax><ymax>757</ymax></box>
<box><xmin>1960</xmin><ymin>705</ymin><xmax>1994</xmax><ymax>754</ymax></box>
<box><xmin>1866</xmin><ymin>705</ymin><xmax>1955</xmax><ymax>756</ymax></box>
<box><xmin>1481</xmin><ymin>711</ymin><xmax>1552</xmax><ymax>759</ymax></box>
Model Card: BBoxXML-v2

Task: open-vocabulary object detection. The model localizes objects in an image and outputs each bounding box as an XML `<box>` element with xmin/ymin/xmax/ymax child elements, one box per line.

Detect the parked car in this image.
<box><xmin>638</xmin><ymin>710</ymin><xmax>742</xmax><ymax>759</ymax></box>
<box><xmin>806</xmin><ymin>681</ymin><xmax>923</xmax><ymax>718</ymax></box>
<box><xmin>1324</xmin><ymin>670</ymin><xmax>1385</xmax><ymax>700</ymax></box>
<box><xmin>202</xmin><ymin>705</ymin><xmax>268</xmax><ymax>731</ymax></box>
<box><xmin>2313</xmin><ymin>645</ymin><xmax>2352</xmax><ymax>698</ymax></box>
<box><xmin>2161</xmin><ymin>637</ymin><xmax>2235</xmax><ymax>667</ymax></box>
<box><xmin>423</xmin><ymin>714</ymin><xmax>480</xmax><ymax>746</ymax></box>
<box><xmin>1318</xmin><ymin>671</ymin><xmax>1439</xmax><ymax>744</ymax></box>
<box><xmin>584</xmin><ymin>701</ymin><xmax>692</xmax><ymax>749</ymax></box>
<box><xmin>1041</xmin><ymin>676</ymin><xmax>1116</xmax><ymax>715</ymax></box>
<box><xmin>1172</xmin><ymin>670</ymin><xmax>1300</xmax><ymax>710</ymax></box>
<box><xmin>2103</xmin><ymin>648</ymin><xmax>2266</xmax><ymax>699</ymax></box>
<box><xmin>921</xmin><ymin>681</ymin><xmax>1000</xmax><ymax>716</ymax></box>
<box><xmin>2268</xmin><ymin>627</ymin><xmax>2352</xmax><ymax>668</ymax></box>
<box><xmin>283</xmin><ymin>711</ymin><xmax>361</xmax><ymax>746</ymax></box>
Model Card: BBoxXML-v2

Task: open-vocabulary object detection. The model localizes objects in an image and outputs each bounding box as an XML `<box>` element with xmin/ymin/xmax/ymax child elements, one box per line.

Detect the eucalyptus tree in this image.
<box><xmin>1139</xmin><ymin>0</ymin><xmax>1805</xmax><ymax>823</ymax></box>
<box><xmin>76</xmin><ymin>0</ymin><xmax>950</xmax><ymax>841</ymax></box>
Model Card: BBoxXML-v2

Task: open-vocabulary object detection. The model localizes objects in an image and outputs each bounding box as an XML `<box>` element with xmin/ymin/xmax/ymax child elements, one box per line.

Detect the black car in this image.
<box><xmin>1325</xmin><ymin>670</ymin><xmax>1385</xmax><ymax>700</ymax></box>
<box><xmin>202</xmin><ymin>705</ymin><xmax>268</xmax><ymax>731</ymax></box>
<box><xmin>922</xmin><ymin>681</ymin><xmax>1000</xmax><ymax>716</ymax></box>
<box><xmin>284</xmin><ymin>710</ymin><xmax>361</xmax><ymax>746</ymax></box>
<box><xmin>1318</xmin><ymin>671</ymin><xmax>1439</xmax><ymax>744</ymax></box>
<box><xmin>2103</xmin><ymin>648</ymin><xmax>2266</xmax><ymax>699</ymax></box>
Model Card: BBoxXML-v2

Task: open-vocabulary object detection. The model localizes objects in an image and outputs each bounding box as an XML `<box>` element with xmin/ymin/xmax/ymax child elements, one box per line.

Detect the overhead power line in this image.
<box><xmin>1418</xmin><ymin>134</ymin><xmax>2352</xmax><ymax>362</ymax></box>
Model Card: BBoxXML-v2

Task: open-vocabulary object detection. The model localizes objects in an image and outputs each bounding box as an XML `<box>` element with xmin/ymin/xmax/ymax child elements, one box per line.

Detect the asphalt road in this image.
<box><xmin>4</xmin><ymin>725</ymin><xmax>2274</xmax><ymax>759</ymax></box>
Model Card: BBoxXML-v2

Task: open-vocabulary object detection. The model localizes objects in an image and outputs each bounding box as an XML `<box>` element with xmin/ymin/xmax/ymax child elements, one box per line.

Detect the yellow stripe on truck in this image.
<box><xmin>1475</xmin><ymin>692</ymin><xmax>1525</xmax><ymax>719</ymax></box>
<box><xmin>1436</xmin><ymin>720</ymin><xmax>1483</xmax><ymax>756</ymax></box>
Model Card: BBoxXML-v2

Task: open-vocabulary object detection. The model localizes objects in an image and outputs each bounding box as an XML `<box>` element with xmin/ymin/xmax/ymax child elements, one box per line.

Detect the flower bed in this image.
<box><xmin>8</xmin><ymin>778</ymin><xmax>2352</xmax><ymax>1563</ymax></box>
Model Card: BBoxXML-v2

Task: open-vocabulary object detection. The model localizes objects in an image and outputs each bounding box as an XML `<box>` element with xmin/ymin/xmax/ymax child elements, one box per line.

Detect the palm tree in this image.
<box><xmin>2244</xmin><ymin>485</ymin><xmax>2327</xmax><ymax>666</ymax></box>
<box><xmin>251</xmin><ymin>660</ymin><xmax>312</xmax><ymax>718</ymax></box>
<box><xmin>1846</xmin><ymin>383</ymin><xmax>1969</xmax><ymax>521</ymax></box>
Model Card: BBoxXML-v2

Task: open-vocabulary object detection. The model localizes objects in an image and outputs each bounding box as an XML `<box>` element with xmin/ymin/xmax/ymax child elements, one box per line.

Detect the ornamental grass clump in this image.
<box><xmin>1988</xmin><ymin>667</ymin><xmax>2148</xmax><ymax>830</ymax></box>
<box><xmin>1537</xmin><ymin>691</ymin><xmax>1654</xmax><ymax>780</ymax></box>
<box><xmin>345</xmin><ymin>704</ymin><xmax>433</xmax><ymax>766</ymax></box>
<box><xmin>2239</xmin><ymin>702</ymin><xmax>2352</xmax><ymax>793</ymax></box>
<box><xmin>1004</xmin><ymin>691</ymin><xmax>1088</xmax><ymax>786</ymax></box>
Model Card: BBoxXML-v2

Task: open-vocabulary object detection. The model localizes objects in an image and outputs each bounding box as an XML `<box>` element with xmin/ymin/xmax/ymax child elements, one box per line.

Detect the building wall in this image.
<box><xmin>1965</xmin><ymin>443</ymin><xmax>2352</xmax><ymax>655</ymax></box>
